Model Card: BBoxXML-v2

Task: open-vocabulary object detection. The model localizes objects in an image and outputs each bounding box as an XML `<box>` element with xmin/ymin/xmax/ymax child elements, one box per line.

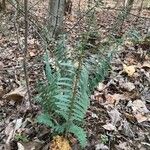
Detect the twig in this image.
<box><xmin>24</xmin><ymin>0</ymin><xmax>33</xmax><ymax>110</ymax></box>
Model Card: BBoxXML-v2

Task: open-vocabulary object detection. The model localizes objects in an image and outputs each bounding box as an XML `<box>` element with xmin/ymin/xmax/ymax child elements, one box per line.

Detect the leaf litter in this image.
<box><xmin>0</xmin><ymin>0</ymin><xmax>150</xmax><ymax>150</ymax></box>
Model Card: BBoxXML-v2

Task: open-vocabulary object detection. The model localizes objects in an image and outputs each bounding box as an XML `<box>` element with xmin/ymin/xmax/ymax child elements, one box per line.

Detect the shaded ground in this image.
<box><xmin>0</xmin><ymin>0</ymin><xmax>150</xmax><ymax>150</ymax></box>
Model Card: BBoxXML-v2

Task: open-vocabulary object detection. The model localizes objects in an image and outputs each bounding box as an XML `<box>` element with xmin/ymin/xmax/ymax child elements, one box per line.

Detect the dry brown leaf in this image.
<box><xmin>5</xmin><ymin>123</ymin><xmax>14</xmax><ymax>144</ymax></box>
<box><xmin>3</xmin><ymin>86</ymin><xmax>27</xmax><ymax>102</ymax></box>
<box><xmin>50</xmin><ymin>135</ymin><xmax>72</xmax><ymax>150</ymax></box>
<box><xmin>108</xmin><ymin>109</ymin><xmax>121</xmax><ymax>126</ymax></box>
<box><xmin>5</xmin><ymin>123</ymin><xmax>14</xmax><ymax>136</ymax></box>
<box><xmin>131</xmin><ymin>100</ymin><xmax>149</xmax><ymax>123</ymax></box>
<box><xmin>134</xmin><ymin>114</ymin><xmax>148</xmax><ymax>123</ymax></box>
<box><xmin>122</xmin><ymin>120</ymin><xmax>134</xmax><ymax>138</ymax></box>
<box><xmin>95</xmin><ymin>143</ymin><xmax>109</xmax><ymax>150</ymax></box>
<box><xmin>105</xmin><ymin>94</ymin><xmax>126</xmax><ymax>105</ymax></box>
<box><xmin>123</xmin><ymin>64</ymin><xmax>136</xmax><ymax>76</ymax></box>
<box><xmin>103</xmin><ymin>123</ymin><xmax>116</xmax><ymax>131</ymax></box>
<box><xmin>115</xmin><ymin>142</ymin><xmax>128</xmax><ymax>150</ymax></box>
<box><xmin>124</xmin><ymin>113</ymin><xmax>136</xmax><ymax>123</ymax></box>
<box><xmin>121</xmin><ymin>82</ymin><xmax>135</xmax><ymax>92</ymax></box>
<box><xmin>142</xmin><ymin>61</ymin><xmax>150</xmax><ymax>68</ymax></box>
<box><xmin>28</xmin><ymin>39</ymin><xmax>35</xmax><ymax>45</ymax></box>
<box><xmin>105</xmin><ymin>94</ymin><xmax>116</xmax><ymax>104</ymax></box>
<box><xmin>68</xmin><ymin>15</ymin><xmax>76</xmax><ymax>22</ymax></box>
<box><xmin>92</xmin><ymin>91</ymin><xmax>104</xmax><ymax>102</ymax></box>
<box><xmin>29</xmin><ymin>51</ymin><xmax>36</xmax><ymax>57</ymax></box>
<box><xmin>132</xmin><ymin>100</ymin><xmax>149</xmax><ymax>114</ymax></box>
<box><xmin>19</xmin><ymin>141</ymin><xmax>44</xmax><ymax>150</ymax></box>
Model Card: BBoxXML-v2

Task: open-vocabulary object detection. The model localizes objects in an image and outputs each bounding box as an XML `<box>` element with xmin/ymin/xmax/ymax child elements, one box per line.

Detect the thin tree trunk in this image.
<box><xmin>24</xmin><ymin>0</ymin><xmax>33</xmax><ymax>110</ymax></box>
<box><xmin>48</xmin><ymin>0</ymin><xmax>65</xmax><ymax>38</ymax></box>
<box><xmin>0</xmin><ymin>0</ymin><xmax>6</xmax><ymax>10</ymax></box>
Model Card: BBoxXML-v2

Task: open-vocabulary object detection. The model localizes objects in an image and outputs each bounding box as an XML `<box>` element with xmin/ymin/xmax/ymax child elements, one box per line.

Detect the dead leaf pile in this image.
<box><xmin>50</xmin><ymin>136</ymin><xmax>72</xmax><ymax>150</ymax></box>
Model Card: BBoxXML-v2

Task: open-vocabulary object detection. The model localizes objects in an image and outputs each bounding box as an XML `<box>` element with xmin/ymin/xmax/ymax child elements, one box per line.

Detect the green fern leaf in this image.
<box><xmin>69</xmin><ymin>124</ymin><xmax>87</xmax><ymax>148</ymax></box>
<box><xmin>37</xmin><ymin>113</ymin><xmax>54</xmax><ymax>128</ymax></box>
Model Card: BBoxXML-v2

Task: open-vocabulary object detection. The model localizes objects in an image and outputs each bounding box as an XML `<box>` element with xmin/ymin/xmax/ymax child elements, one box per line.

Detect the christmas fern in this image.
<box><xmin>37</xmin><ymin>43</ymin><xmax>90</xmax><ymax>148</ymax></box>
<box><xmin>36</xmin><ymin>38</ymin><xmax>112</xmax><ymax>148</ymax></box>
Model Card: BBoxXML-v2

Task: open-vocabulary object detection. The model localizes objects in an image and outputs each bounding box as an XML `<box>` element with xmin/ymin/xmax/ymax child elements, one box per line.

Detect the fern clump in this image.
<box><xmin>36</xmin><ymin>36</ymin><xmax>112</xmax><ymax>148</ymax></box>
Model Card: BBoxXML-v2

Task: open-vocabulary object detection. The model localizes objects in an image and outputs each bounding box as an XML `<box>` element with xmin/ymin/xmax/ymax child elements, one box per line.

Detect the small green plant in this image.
<box><xmin>100</xmin><ymin>134</ymin><xmax>109</xmax><ymax>144</ymax></box>
<box><xmin>36</xmin><ymin>36</ymin><xmax>112</xmax><ymax>148</ymax></box>
<box><xmin>15</xmin><ymin>134</ymin><xmax>29</xmax><ymax>142</ymax></box>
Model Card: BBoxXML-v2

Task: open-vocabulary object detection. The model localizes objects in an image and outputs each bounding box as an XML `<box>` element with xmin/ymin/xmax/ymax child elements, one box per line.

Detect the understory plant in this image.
<box><xmin>36</xmin><ymin>35</ymin><xmax>112</xmax><ymax>148</ymax></box>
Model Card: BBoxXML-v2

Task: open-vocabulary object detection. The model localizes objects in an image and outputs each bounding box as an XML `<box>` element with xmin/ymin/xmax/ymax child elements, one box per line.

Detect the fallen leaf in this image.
<box><xmin>105</xmin><ymin>94</ymin><xmax>116</xmax><ymax>104</ymax></box>
<box><xmin>17</xmin><ymin>142</ymin><xmax>25</xmax><ymax>150</ymax></box>
<box><xmin>50</xmin><ymin>135</ymin><xmax>72</xmax><ymax>150</ymax></box>
<box><xmin>95</xmin><ymin>143</ymin><xmax>109</xmax><ymax>150</ymax></box>
<box><xmin>124</xmin><ymin>113</ymin><xmax>136</xmax><ymax>123</ymax></box>
<box><xmin>142</xmin><ymin>61</ymin><xmax>150</xmax><ymax>68</ymax></box>
<box><xmin>105</xmin><ymin>94</ymin><xmax>126</xmax><ymax>105</ymax></box>
<box><xmin>3</xmin><ymin>86</ymin><xmax>27</xmax><ymax>102</ymax></box>
<box><xmin>103</xmin><ymin>123</ymin><xmax>116</xmax><ymax>131</ymax></box>
<box><xmin>108</xmin><ymin>109</ymin><xmax>121</xmax><ymax>126</ymax></box>
<box><xmin>121</xmin><ymin>82</ymin><xmax>135</xmax><ymax>92</ymax></box>
<box><xmin>132</xmin><ymin>100</ymin><xmax>149</xmax><ymax>114</ymax></box>
<box><xmin>91</xmin><ymin>113</ymin><xmax>98</xmax><ymax>118</ymax></box>
<box><xmin>29</xmin><ymin>51</ymin><xmax>36</xmax><ymax>57</ymax></box>
<box><xmin>5</xmin><ymin>123</ymin><xmax>14</xmax><ymax>136</ymax></box>
<box><xmin>131</xmin><ymin>100</ymin><xmax>149</xmax><ymax>123</ymax></box>
<box><xmin>115</xmin><ymin>142</ymin><xmax>128</xmax><ymax>150</ymax></box>
<box><xmin>19</xmin><ymin>141</ymin><xmax>44</xmax><ymax>150</ymax></box>
<box><xmin>14</xmin><ymin>118</ymin><xmax>23</xmax><ymax>130</ymax></box>
<box><xmin>122</xmin><ymin>120</ymin><xmax>134</xmax><ymax>138</ymax></box>
<box><xmin>123</xmin><ymin>64</ymin><xmax>136</xmax><ymax>76</ymax></box>
<box><xmin>134</xmin><ymin>114</ymin><xmax>148</xmax><ymax>123</ymax></box>
<box><xmin>97</xmin><ymin>83</ymin><xmax>105</xmax><ymax>91</ymax></box>
<box><xmin>5</xmin><ymin>123</ymin><xmax>14</xmax><ymax>144</ymax></box>
<box><xmin>92</xmin><ymin>91</ymin><xmax>104</xmax><ymax>102</ymax></box>
<box><xmin>28</xmin><ymin>39</ymin><xmax>35</xmax><ymax>45</ymax></box>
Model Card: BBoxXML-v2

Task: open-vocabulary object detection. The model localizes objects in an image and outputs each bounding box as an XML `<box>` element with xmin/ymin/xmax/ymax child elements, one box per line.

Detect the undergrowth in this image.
<box><xmin>36</xmin><ymin>35</ymin><xmax>113</xmax><ymax>148</ymax></box>
<box><xmin>35</xmin><ymin>1</ymin><xmax>118</xmax><ymax>148</ymax></box>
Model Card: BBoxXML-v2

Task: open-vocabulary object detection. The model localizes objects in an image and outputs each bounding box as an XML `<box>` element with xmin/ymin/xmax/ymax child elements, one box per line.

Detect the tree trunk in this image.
<box><xmin>0</xmin><ymin>0</ymin><xmax>6</xmax><ymax>11</ymax></box>
<box><xmin>48</xmin><ymin>0</ymin><xmax>65</xmax><ymax>38</ymax></box>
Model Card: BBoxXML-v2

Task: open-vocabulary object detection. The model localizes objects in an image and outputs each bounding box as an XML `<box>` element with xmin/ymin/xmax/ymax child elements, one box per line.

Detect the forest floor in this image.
<box><xmin>0</xmin><ymin>0</ymin><xmax>150</xmax><ymax>150</ymax></box>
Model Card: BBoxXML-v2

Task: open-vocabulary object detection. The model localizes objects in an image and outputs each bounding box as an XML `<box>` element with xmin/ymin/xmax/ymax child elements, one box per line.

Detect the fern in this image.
<box><xmin>36</xmin><ymin>37</ymin><xmax>112</xmax><ymax>148</ymax></box>
<box><xmin>37</xmin><ymin>113</ymin><xmax>54</xmax><ymax>128</ymax></box>
<box><xmin>87</xmin><ymin>52</ymin><xmax>112</xmax><ymax>90</ymax></box>
<box><xmin>68</xmin><ymin>124</ymin><xmax>87</xmax><ymax>148</ymax></box>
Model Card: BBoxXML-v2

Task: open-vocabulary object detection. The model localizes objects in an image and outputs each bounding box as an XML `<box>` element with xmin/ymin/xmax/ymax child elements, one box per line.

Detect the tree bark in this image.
<box><xmin>48</xmin><ymin>0</ymin><xmax>65</xmax><ymax>38</ymax></box>
<box><xmin>0</xmin><ymin>0</ymin><xmax>6</xmax><ymax>10</ymax></box>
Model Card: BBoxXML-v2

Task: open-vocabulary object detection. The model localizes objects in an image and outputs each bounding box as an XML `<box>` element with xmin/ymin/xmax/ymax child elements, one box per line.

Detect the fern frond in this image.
<box><xmin>37</xmin><ymin>113</ymin><xmax>55</xmax><ymax>128</ymax></box>
<box><xmin>89</xmin><ymin>52</ymin><xmax>113</xmax><ymax>90</ymax></box>
<box><xmin>69</xmin><ymin>124</ymin><xmax>87</xmax><ymax>148</ymax></box>
<box><xmin>53</xmin><ymin>35</ymin><xmax>68</xmax><ymax>62</ymax></box>
<box><xmin>54</xmin><ymin>124</ymin><xmax>65</xmax><ymax>134</ymax></box>
<box><xmin>36</xmin><ymin>52</ymin><xmax>59</xmax><ymax>113</ymax></box>
<box><xmin>71</xmin><ymin>66</ymin><xmax>89</xmax><ymax>121</ymax></box>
